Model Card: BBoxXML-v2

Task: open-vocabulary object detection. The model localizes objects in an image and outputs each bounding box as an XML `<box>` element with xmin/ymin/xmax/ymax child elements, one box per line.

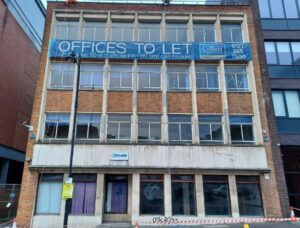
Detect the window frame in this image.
<box><xmin>55</xmin><ymin>19</ymin><xmax>79</xmax><ymax>40</ymax></box>
<box><xmin>138</xmin><ymin>115</ymin><xmax>162</xmax><ymax>143</ymax></box>
<box><xmin>49</xmin><ymin>62</ymin><xmax>75</xmax><ymax>90</ymax></box>
<box><xmin>44</xmin><ymin>113</ymin><xmax>70</xmax><ymax>140</ymax></box>
<box><xmin>110</xmin><ymin>22</ymin><xmax>134</xmax><ymax>42</ymax></box>
<box><xmin>167</xmin><ymin>65</ymin><xmax>191</xmax><ymax>91</ymax></box>
<box><xmin>221</xmin><ymin>23</ymin><xmax>243</xmax><ymax>43</ymax></box>
<box><xmin>272</xmin><ymin>90</ymin><xmax>300</xmax><ymax>118</ymax></box>
<box><xmin>259</xmin><ymin>0</ymin><xmax>300</xmax><ymax>19</ymax></box>
<box><xmin>75</xmin><ymin>113</ymin><xmax>101</xmax><ymax>140</ymax></box>
<box><xmin>195</xmin><ymin>65</ymin><xmax>219</xmax><ymax>91</ymax></box>
<box><xmin>80</xmin><ymin>63</ymin><xmax>104</xmax><ymax>90</ymax></box>
<box><xmin>165</xmin><ymin>23</ymin><xmax>188</xmax><ymax>42</ymax></box>
<box><xmin>229</xmin><ymin>116</ymin><xmax>255</xmax><ymax>144</ymax></box>
<box><xmin>137</xmin><ymin>64</ymin><xmax>161</xmax><ymax>91</ymax></box>
<box><xmin>225</xmin><ymin>65</ymin><xmax>249</xmax><ymax>92</ymax></box>
<box><xmin>168</xmin><ymin>115</ymin><xmax>193</xmax><ymax>143</ymax></box>
<box><xmin>198</xmin><ymin>115</ymin><xmax>224</xmax><ymax>144</ymax></box>
<box><xmin>107</xmin><ymin>114</ymin><xmax>131</xmax><ymax>142</ymax></box>
<box><xmin>109</xmin><ymin>64</ymin><xmax>133</xmax><ymax>91</ymax></box>
<box><xmin>138</xmin><ymin>22</ymin><xmax>161</xmax><ymax>42</ymax></box>
<box><xmin>193</xmin><ymin>23</ymin><xmax>216</xmax><ymax>43</ymax></box>
<box><xmin>83</xmin><ymin>20</ymin><xmax>106</xmax><ymax>41</ymax></box>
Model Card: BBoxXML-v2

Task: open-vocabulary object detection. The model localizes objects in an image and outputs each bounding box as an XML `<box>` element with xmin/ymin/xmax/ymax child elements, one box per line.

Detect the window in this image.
<box><xmin>36</xmin><ymin>174</ymin><xmax>63</xmax><ymax>214</ymax></box>
<box><xmin>105</xmin><ymin>175</ymin><xmax>128</xmax><ymax>213</ymax></box>
<box><xmin>196</xmin><ymin>65</ymin><xmax>219</xmax><ymax>91</ymax></box>
<box><xmin>265</xmin><ymin>42</ymin><xmax>300</xmax><ymax>65</ymax></box>
<box><xmin>236</xmin><ymin>176</ymin><xmax>264</xmax><ymax>216</ymax></box>
<box><xmin>83</xmin><ymin>21</ymin><xmax>106</xmax><ymax>41</ymax></box>
<box><xmin>167</xmin><ymin>65</ymin><xmax>190</xmax><ymax>91</ymax></box>
<box><xmin>44</xmin><ymin>113</ymin><xmax>70</xmax><ymax>140</ymax></box>
<box><xmin>55</xmin><ymin>20</ymin><xmax>79</xmax><ymax>40</ymax></box>
<box><xmin>171</xmin><ymin>175</ymin><xmax>196</xmax><ymax>215</ymax></box>
<box><xmin>168</xmin><ymin>115</ymin><xmax>192</xmax><ymax>143</ymax></box>
<box><xmin>140</xmin><ymin>174</ymin><xmax>164</xmax><ymax>215</ymax></box>
<box><xmin>71</xmin><ymin>175</ymin><xmax>97</xmax><ymax>215</ymax></box>
<box><xmin>111</xmin><ymin>22</ymin><xmax>133</xmax><ymax>41</ymax></box>
<box><xmin>193</xmin><ymin>23</ymin><xmax>215</xmax><ymax>42</ymax></box>
<box><xmin>259</xmin><ymin>0</ymin><xmax>300</xmax><ymax>19</ymax></box>
<box><xmin>49</xmin><ymin>63</ymin><xmax>74</xmax><ymax>89</ymax></box>
<box><xmin>230</xmin><ymin>116</ymin><xmax>254</xmax><ymax>144</ymax></box>
<box><xmin>76</xmin><ymin>114</ymin><xmax>101</xmax><ymax>139</ymax></box>
<box><xmin>107</xmin><ymin>114</ymin><xmax>131</xmax><ymax>141</ymax></box>
<box><xmin>109</xmin><ymin>64</ymin><xmax>132</xmax><ymax>90</ymax></box>
<box><xmin>225</xmin><ymin>66</ymin><xmax>248</xmax><ymax>92</ymax></box>
<box><xmin>80</xmin><ymin>63</ymin><xmax>103</xmax><ymax>89</ymax></box>
<box><xmin>198</xmin><ymin>115</ymin><xmax>223</xmax><ymax>143</ymax></box>
<box><xmin>138</xmin><ymin>64</ymin><xmax>161</xmax><ymax>91</ymax></box>
<box><xmin>138</xmin><ymin>23</ymin><xmax>160</xmax><ymax>41</ymax></box>
<box><xmin>221</xmin><ymin>24</ymin><xmax>242</xmax><ymax>43</ymax></box>
<box><xmin>272</xmin><ymin>90</ymin><xmax>300</xmax><ymax>118</ymax></box>
<box><xmin>166</xmin><ymin>23</ymin><xmax>187</xmax><ymax>42</ymax></box>
<box><xmin>203</xmin><ymin>175</ymin><xmax>231</xmax><ymax>216</ymax></box>
<box><xmin>138</xmin><ymin>115</ymin><xmax>161</xmax><ymax>142</ymax></box>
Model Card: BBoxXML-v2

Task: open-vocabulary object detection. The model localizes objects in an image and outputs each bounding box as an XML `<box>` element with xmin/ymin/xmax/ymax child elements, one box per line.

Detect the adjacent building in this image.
<box><xmin>16</xmin><ymin>0</ymin><xmax>289</xmax><ymax>227</ymax></box>
<box><xmin>258</xmin><ymin>0</ymin><xmax>300</xmax><ymax>216</ymax></box>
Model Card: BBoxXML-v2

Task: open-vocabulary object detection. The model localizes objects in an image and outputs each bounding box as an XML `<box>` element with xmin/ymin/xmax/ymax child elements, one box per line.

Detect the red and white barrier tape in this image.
<box><xmin>141</xmin><ymin>217</ymin><xmax>300</xmax><ymax>225</ymax></box>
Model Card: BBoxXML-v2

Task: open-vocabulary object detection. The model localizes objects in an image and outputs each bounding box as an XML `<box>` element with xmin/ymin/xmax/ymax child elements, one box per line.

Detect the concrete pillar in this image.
<box><xmin>132</xmin><ymin>60</ymin><xmax>138</xmax><ymax>143</ymax></box>
<box><xmin>228</xmin><ymin>175</ymin><xmax>239</xmax><ymax>218</ymax></box>
<box><xmin>248</xmin><ymin>61</ymin><xmax>263</xmax><ymax>144</ymax></box>
<box><xmin>95</xmin><ymin>174</ymin><xmax>105</xmax><ymax>223</ymax></box>
<box><xmin>191</xmin><ymin>61</ymin><xmax>200</xmax><ymax>144</ymax></box>
<box><xmin>161</xmin><ymin>60</ymin><xmax>168</xmax><ymax>143</ymax></box>
<box><xmin>164</xmin><ymin>174</ymin><xmax>172</xmax><ymax>216</ymax></box>
<box><xmin>100</xmin><ymin>59</ymin><xmax>109</xmax><ymax>143</ymax></box>
<box><xmin>188</xmin><ymin>13</ymin><xmax>194</xmax><ymax>42</ymax></box>
<box><xmin>242</xmin><ymin>14</ymin><xmax>249</xmax><ymax>43</ymax></box>
<box><xmin>132</xmin><ymin>174</ymin><xmax>140</xmax><ymax>223</ymax></box>
<box><xmin>0</xmin><ymin>159</ymin><xmax>9</xmax><ymax>184</ymax></box>
<box><xmin>195</xmin><ymin>175</ymin><xmax>205</xmax><ymax>217</ymax></box>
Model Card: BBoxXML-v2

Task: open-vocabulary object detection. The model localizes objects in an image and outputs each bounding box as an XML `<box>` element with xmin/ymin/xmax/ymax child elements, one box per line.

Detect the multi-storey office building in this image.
<box><xmin>16</xmin><ymin>1</ymin><xmax>288</xmax><ymax>227</ymax></box>
<box><xmin>258</xmin><ymin>0</ymin><xmax>300</xmax><ymax>216</ymax></box>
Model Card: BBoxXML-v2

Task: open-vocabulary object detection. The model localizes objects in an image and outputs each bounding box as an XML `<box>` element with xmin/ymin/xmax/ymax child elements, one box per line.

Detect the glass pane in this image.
<box><xmin>63</xmin><ymin>71</ymin><xmax>74</xmax><ymax>87</ymax></box>
<box><xmin>169</xmin><ymin>115</ymin><xmax>191</xmax><ymax>123</ymax></box>
<box><xmin>291</xmin><ymin>43</ymin><xmax>300</xmax><ymax>65</ymax></box>
<box><xmin>208</xmin><ymin>73</ymin><xmax>219</xmax><ymax>89</ymax></box>
<box><xmin>92</xmin><ymin>72</ymin><xmax>103</xmax><ymax>88</ymax></box>
<box><xmin>229</xmin><ymin>116</ymin><xmax>252</xmax><ymax>124</ymax></box>
<box><xmin>172</xmin><ymin>182</ymin><xmax>196</xmax><ymax>215</ymax></box>
<box><xmin>168</xmin><ymin>73</ymin><xmax>178</xmax><ymax>89</ymax></box>
<box><xmin>95</xmin><ymin>27</ymin><xmax>106</xmax><ymax>40</ymax></box>
<box><xmin>285</xmin><ymin>91</ymin><xmax>300</xmax><ymax>117</ymax></box>
<box><xmin>76</xmin><ymin>123</ymin><xmax>88</xmax><ymax>139</ymax></box>
<box><xmin>68</xmin><ymin>26</ymin><xmax>78</xmax><ymax>40</ymax></box>
<box><xmin>204</xmin><ymin>182</ymin><xmax>231</xmax><ymax>215</ymax></box>
<box><xmin>107</xmin><ymin>123</ymin><xmax>118</xmax><ymax>139</ymax></box>
<box><xmin>138</xmin><ymin>73</ymin><xmax>149</xmax><ymax>90</ymax></box>
<box><xmin>181</xmin><ymin>124</ymin><xmax>192</xmax><ymax>141</ymax></box>
<box><xmin>270</xmin><ymin>0</ymin><xmax>285</xmax><ymax>18</ymax></box>
<box><xmin>236</xmin><ymin>74</ymin><xmax>248</xmax><ymax>90</ymax></box>
<box><xmin>56</xmin><ymin>123</ymin><xmax>69</xmax><ymax>138</ymax></box>
<box><xmin>89</xmin><ymin>123</ymin><xmax>100</xmax><ymax>139</ymax></box>
<box><xmin>138</xmin><ymin>124</ymin><xmax>149</xmax><ymax>141</ymax></box>
<box><xmin>242</xmin><ymin>125</ymin><xmax>254</xmax><ymax>141</ymax></box>
<box><xmin>111</xmin><ymin>27</ymin><xmax>119</xmax><ymax>41</ymax></box>
<box><xmin>83</xmin><ymin>26</ymin><xmax>94</xmax><ymax>40</ymax></box>
<box><xmin>237</xmin><ymin>183</ymin><xmax>264</xmax><ymax>216</ymax></box>
<box><xmin>150</xmin><ymin>28</ymin><xmax>160</xmax><ymax>41</ymax></box>
<box><xmin>277</xmin><ymin>43</ymin><xmax>292</xmax><ymax>65</ymax></box>
<box><xmin>198</xmin><ymin>115</ymin><xmax>222</xmax><ymax>122</ymax></box>
<box><xmin>140</xmin><ymin>182</ymin><xmax>164</xmax><ymax>215</ymax></box>
<box><xmin>264</xmin><ymin>42</ymin><xmax>277</xmax><ymax>64</ymax></box>
<box><xmin>272</xmin><ymin>91</ymin><xmax>286</xmax><ymax>116</ymax></box>
<box><xmin>199</xmin><ymin>124</ymin><xmax>211</xmax><ymax>141</ymax></box>
<box><xmin>139</xmin><ymin>28</ymin><xmax>148</xmax><ymax>41</ymax></box>
<box><xmin>232</xmin><ymin>28</ymin><xmax>243</xmax><ymax>42</ymax></box>
<box><xmin>119</xmin><ymin>123</ymin><xmax>131</xmax><ymax>139</ymax></box>
<box><xmin>169</xmin><ymin>124</ymin><xmax>180</xmax><ymax>141</ymax></box>
<box><xmin>106</xmin><ymin>181</ymin><xmax>127</xmax><ymax>213</ymax></box>
<box><xmin>150</xmin><ymin>124</ymin><xmax>161</xmax><ymax>140</ymax></box>
<box><xmin>178</xmin><ymin>73</ymin><xmax>189</xmax><ymax>89</ymax></box>
<box><xmin>196</xmin><ymin>73</ymin><xmax>207</xmax><ymax>89</ymax></box>
<box><xmin>109</xmin><ymin>72</ymin><xmax>120</xmax><ymax>88</ymax></box>
<box><xmin>80</xmin><ymin>72</ymin><xmax>91</xmax><ymax>87</ymax></box>
<box><xmin>211</xmin><ymin>124</ymin><xmax>223</xmax><ymax>141</ymax></box>
<box><xmin>177</xmin><ymin>28</ymin><xmax>187</xmax><ymax>42</ymax></box>
<box><xmin>258</xmin><ymin>0</ymin><xmax>271</xmax><ymax>18</ymax></box>
<box><xmin>121</xmin><ymin>73</ymin><xmax>132</xmax><ymax>88</ymax></box>
<box><xmin>230</xmin><ymin>125</ymin><xmax>242</xmax><ymax>141</ymax></box>
<box><xmin>226</xmin><ymin>74</ymin><xmax>236</xmax><ymax>90</ymax></box>
<box><xmin>194</xmin><ymin>27</ymin><xmax>204</xmax><ymax>42</ymax></box>
<box><xmin>221</xmin><ymin>28</ymin><xmax>231</xmax><ymax>43</ymax></box>
<box><xmin>150</xmin><ymin>73</ymin><xmax>161</xmax><ymax>89</ymax></box>
<box><xmin>166</xmin><ymin>28</ymin><xmax>176</xmax><ymax>42</ymax></box>
<box><xmin>123</xmin><ymin>28</ymin><xmax>133</xmax><ymax>41</ymax></box>
<box><xmin>283</xmin><ymin>0</ymin><xmax>299</xmax><ymax>18</ymax></box>
<box><xmin>45</xmin><ymin>122</ymin><xmax>56</xmax><ymax>139</ymax></box>
<box><xmin>50</xmin><ymin>71</ymin><xmax>61</xmax><ymax>88</ymax></box>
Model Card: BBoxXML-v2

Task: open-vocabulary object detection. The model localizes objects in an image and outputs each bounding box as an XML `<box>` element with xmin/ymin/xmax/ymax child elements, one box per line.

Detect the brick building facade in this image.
<box><xmin>16</xmin><ymin>1</ymin><xmax>289</xmax><ymax>227</ymax></box>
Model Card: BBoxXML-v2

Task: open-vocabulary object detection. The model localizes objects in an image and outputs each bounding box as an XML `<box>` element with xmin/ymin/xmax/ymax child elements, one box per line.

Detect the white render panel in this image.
<box><xmin>31</xmin><ymin>144</ymin><xmax>268</xmax><ymax>170</ymax></box>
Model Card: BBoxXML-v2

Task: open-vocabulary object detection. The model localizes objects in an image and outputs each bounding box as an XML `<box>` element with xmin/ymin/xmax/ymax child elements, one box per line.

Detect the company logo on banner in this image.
<box><xmin>49</xmin><ymin>39</ymin><xmax>252</xmax><ymax>61</ymax></box>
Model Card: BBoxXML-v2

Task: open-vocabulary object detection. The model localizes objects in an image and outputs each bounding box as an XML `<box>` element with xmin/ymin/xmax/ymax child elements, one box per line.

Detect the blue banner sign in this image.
<box><xmin>49</xmin><ymin>39</ymin><xmax>252</xmax><ymax>61</ymax></box>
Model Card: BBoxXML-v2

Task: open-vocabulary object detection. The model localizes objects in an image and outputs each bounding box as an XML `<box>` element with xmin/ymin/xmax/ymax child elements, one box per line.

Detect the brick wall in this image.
<box><xmin>45</xmin><ymin>90</ymin><xmax>73</xmax><ymax>112</ymax></box>
<box><xmin>78</xmin><ymin>91</ymin><xmax>103</xmax><ymax>112</ymax></box>
<box><xmin>227</xmin><ymin>93</ymin><xmax>253</xmax><ymax>114</ymax></box>
<box><xmin>168</xmin><ymin>92</ymin><xmax>192</xmax><ymax>113</ymax></box>
<box><xmin>107</xmin><ymin>91</ymin><xmax>132</xmax><ymax>113</ymax></box>
<box><xmin>137</xmin><ymin>92</ymin><xmax>162</xmax><ymax>113</ymax></box>
<box><xmin>197</xmin><ymin>93</ymin><xmax>222</xmax><ymax>113</ymax></box>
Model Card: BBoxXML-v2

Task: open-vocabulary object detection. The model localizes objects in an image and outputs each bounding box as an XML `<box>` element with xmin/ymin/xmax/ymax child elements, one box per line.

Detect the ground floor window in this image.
<box><xmin>71</xmin><ymin>174</ymin><xmax>97</xmax><ymax>215</ymax></box>
<box><xmin>105</xmin><ymin>175</ymin><xmax>128</xmax><ymax>213</ymax></box>
<box><xmin>171</xmin><ymin>175</ymin><xmax>196</xmax><ymax>215</ymax></box>
<box><xmin>35</xmin><ymin>174</ymin><xmax>63</xmax><ymax>214</ymax></box>
<box><xmin>140</xmin><ymin>174</ymin><xmax>164</xmax><ymax>215</ymax></box>
<box><xmin>236</xmin><ymin>176</ymin><xmax>264</xmax><ymax>216</ymax></box>
<box><xmin>203</xmin><ymin>175</ymin><xmax>231</xmax><ymax>216</ymax></box>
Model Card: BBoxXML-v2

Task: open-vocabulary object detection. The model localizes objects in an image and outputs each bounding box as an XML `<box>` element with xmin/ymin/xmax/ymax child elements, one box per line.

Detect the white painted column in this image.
<box><xmin>132</xmin><ymin>174</ymin><xmax>140</xmax><ymax>223</ymax></box>
<box><xmin>248</xmin><ymin>61</ymin><xmax>263</xmax><ymax>144</ymax></box>
<box><xmin>161</xmin><ymin>60</ymin><xmax>168</xmax><ymax>143</ymax></box>
<box><xmin>164</xmin><ymin>174</ymin><xmax>172</xmax><ymax>217</ymax></box>
<box><xmin>195</xmin><ymin>175</ymin><xmax>205</xmax><ymax>217</ymax></box>
<box><xmin>191</xmin><ymin>61</ymin><xmax>199</xmax><ymax>144</ymax></box>
<box><xmin>95</xmin><ymin>174</ymin><xmax>105</xmax><ymax>224</ymax></box>
<box><xmin>100</xmin><ymin>59</ymin><xmax>109</xmax><ymax>143</ymax></box>
<box><xmin>132</xmin><ymin>60</ymin><xmax>138</xmax><ymax>143</ymax></box>
<box><xmin>228</xmin><ymin>175</ymin><xmax>239</xmax><ymax>218</ymax></box>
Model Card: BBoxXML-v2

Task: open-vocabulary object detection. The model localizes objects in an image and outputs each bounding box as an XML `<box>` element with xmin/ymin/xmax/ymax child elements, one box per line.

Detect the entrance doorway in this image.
<box><xmin>103</xmin><ymin>175</ymin><xmax>131</xmax><ymax>223</ymax></box>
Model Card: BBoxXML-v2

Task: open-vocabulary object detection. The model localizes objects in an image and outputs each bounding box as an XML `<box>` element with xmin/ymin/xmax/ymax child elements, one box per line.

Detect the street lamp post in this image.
<box><xmin>63</xmin><ymin>51</ymin><xmax>81</xmax><ymax>227</ymax></box>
